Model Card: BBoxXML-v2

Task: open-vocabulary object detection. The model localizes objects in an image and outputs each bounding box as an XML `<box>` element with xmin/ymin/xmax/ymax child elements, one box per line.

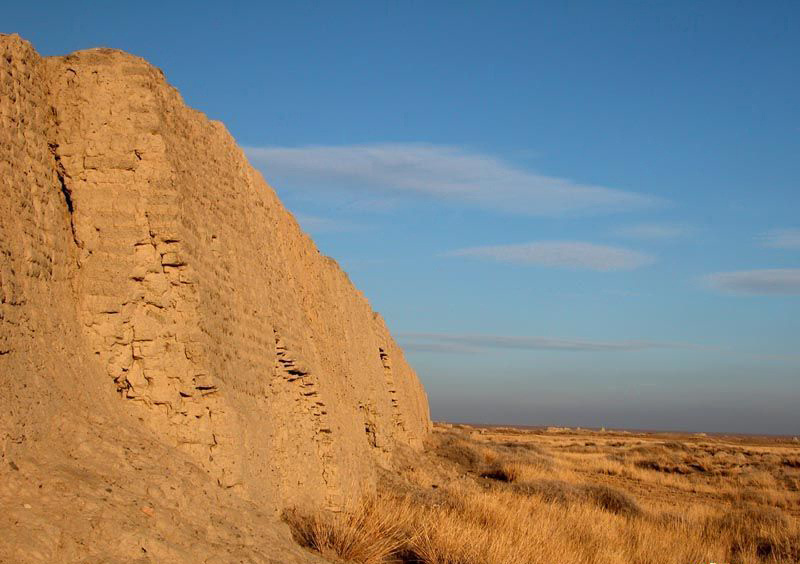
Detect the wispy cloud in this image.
<box><xmin>703</xmin><ymin>269</ymin><xmax>800</xmax><ymax>295</ymax></box>
<box><xmin>295</xmin><ymin>214</ymin><xmax>362</xmax><ymax>233</ymax></box>
<box><xmin>402</xmin><ymin>341</ymin><xmax>479</xmax><ymax>354</ymax></box>
<box><xmin>399</xmin><ymin>333</ymin><xmax>702</xmax><ymax>353</ymax></box>
<box><xmin>447</xmin><ymin>241</ymin><xmax>654</xmax><ymax>271</ymax></box>
<box><xmin>760</xmin><ymin>228</ymin><xmax>800</xmax><ymax>249</ymax></box>
<box><xmin>245</xmin><ymin>144</ymin><xmax>661</xmax><ymax>217</ymax></box>
<box><xmin>614</xmin><ymin>222</ymin><xmax>694</xmax><ymax>240</ymax></box>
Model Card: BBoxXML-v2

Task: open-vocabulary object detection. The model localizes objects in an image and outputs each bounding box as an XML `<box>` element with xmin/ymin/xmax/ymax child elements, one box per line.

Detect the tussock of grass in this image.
<box><xmin>513</xmin><ymin>479</ymin><xmax>575</xmax><ymax>504</ymax></box>
<box><xmin>704</xmin><ymin>506</ymin><xmax>800</xmax><ymax>562</ymax></box>
<box><xmin>480</xmin><ymin>464</ymin><xmax>519</xmax><ymax>482</ymax></box>
<box><xmin>581</xmin><ymin>483</ymin><xmax>641</xmax><ymax>517</ymax></box>
<box><xmin>499</xmin><ymin>440</ymin><xmax>545</xmax><ymax>454</ymax></box>
<box><xmin>634</xmin><ymin>458</ymin><xmax>691</xmax><ymax>474</ymax></box>
<box><xmin>283</xmin><ymin>499</ymin><xmax>405</xmax><ymax>564</ymax></box>
<box><xmin>514</xmin><ymin>479</ymin><xmax>641</xmax><ymax>517</ymax></box>
<box><xmin>432</xmin><ymin>433</ymin><xmax>484</xmax><ymax>471</ymax></box>
<box><xmin>783</xmin><ymin>457</ymin><xmax>800</xmax><ymax>469</ymax></box>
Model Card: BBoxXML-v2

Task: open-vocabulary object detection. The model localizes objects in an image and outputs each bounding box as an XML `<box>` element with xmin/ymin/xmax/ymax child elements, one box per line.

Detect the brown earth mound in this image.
<box><xmin>0</xmin><ymin>34</ymin><xmax>430</xmax><ymax>563</ymax></box>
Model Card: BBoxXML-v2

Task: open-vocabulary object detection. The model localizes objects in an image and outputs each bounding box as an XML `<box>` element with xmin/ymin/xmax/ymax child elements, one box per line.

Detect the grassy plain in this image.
<box><xmin>286</xmin><ymin>423</ymin><xmax>800</xmax><ymax>563</ymax></box>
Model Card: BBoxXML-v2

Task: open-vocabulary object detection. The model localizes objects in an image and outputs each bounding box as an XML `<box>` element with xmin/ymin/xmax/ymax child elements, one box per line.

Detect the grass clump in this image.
<box><xmin>283</xmin><ymin>499</ymin><xmax>405</xmax><ymax>564</ymax></box>
<box><xmin>480</xmin><ymin>460</ymin><xmax>522</xmax><ymax>482</ymax></box>
<box><xmin>580</xmin><ymin>483</ymin><xmax>642</xmax><ymax>517</ymax></box>
<box><xmin>514</xmin><ymin>479</ymin><xmax>575</xmax><ymax>504</ymax></box>
<box><xmin>432</xmin><ymin>433</ymin><xmax>484</xmax><ymax>471</ymax></box>
<box><xmin>703</xmin><ymin>505</ymin><xmax>800</xmax><ymax>562</ymax></box>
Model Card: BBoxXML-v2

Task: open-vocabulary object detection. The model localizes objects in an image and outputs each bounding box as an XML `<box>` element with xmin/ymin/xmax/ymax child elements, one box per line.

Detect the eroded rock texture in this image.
<box><xmin>0</xmin><ymin>34</ymin><xmax>430</xmax><ymax>562</ymax></box>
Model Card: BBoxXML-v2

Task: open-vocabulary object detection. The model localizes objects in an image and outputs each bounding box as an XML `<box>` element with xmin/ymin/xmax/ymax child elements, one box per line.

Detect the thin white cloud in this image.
<box><xmin>245</xmin><ymin>144</ymin><xmax>661</xmax><ymax>217</ymax></box>
<box><xmin>703</xmin><ymin>269</ymin><xmax>800</xmax><ymax>295</ymax></box>
<box><xmin>402</xmin><ymin>342</ymin><xmax>479</xmax><ymax>354</ymax></box>
<box><xmin>399</xmin><ymin>333</ymin><xmax>702</xmax><ymax>353</ymax></box>
<box><xmin>760</xmin><ymin>228</ymin><xmax>800</xmax><ymax>249</ymax></box>
<box><xmin>295</xmin><ymin>214</ymin><xmax>362</xmax><ymax>233</ymax></box>
<box><xmin>614</xmin><ymin>222</ymin><xmax>694</xmax><ymax>240</ymax></box>
<box><xmin>448</xmin><ymin>241</ymin><xmax>654</xmax><ymax>271</ymax></box>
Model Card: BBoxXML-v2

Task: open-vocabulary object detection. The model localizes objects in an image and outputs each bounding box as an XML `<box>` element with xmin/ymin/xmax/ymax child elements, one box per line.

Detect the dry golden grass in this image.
<box><xmin>283</xmin><ymin>499</ymin><xmax>407</xmax><ymax>564</ymax></box>
<box><xmin>285</xmin><ymin>425</ymin><xmax>800</xmax><ymax>564</ymax></box>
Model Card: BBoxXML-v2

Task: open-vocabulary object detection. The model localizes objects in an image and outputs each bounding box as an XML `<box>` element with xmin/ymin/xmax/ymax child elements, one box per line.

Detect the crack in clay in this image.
<box><xmin>48</xmin><ymin>142</ymin><xmax>81</xmax><ymax>249</ymax></box>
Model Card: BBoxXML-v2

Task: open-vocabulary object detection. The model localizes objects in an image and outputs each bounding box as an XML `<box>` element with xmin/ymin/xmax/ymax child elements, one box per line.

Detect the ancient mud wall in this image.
<box><xmin>0</xmin><ymin>34</ymin><xmax>430</xmax><ymax>512</ymax></box>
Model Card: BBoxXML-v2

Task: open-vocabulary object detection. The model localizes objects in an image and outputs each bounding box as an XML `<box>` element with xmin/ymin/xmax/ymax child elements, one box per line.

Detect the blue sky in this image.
<box><xmin>7</xmin><ymin>1</ymin><xmax>799</xmax><ymax>434</ymax></box>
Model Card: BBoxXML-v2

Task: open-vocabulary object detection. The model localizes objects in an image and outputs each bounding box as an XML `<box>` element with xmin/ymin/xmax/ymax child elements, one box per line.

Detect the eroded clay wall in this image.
<box><xmin>0</xmin><ymin>34</ymin><xmax>430</xmax><ymax>512</ymax></box>
<box><xmin>0</xmin><ymin>35</ymin><xmax>113</xmax><ymax>454</ymax></box>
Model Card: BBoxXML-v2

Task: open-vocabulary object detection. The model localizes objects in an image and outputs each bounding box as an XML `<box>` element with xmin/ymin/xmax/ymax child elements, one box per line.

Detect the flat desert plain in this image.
<box><xmin>286</xmin><ymin>423</ymin><xmax>800</xmax><ymax>564</ymax></box>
